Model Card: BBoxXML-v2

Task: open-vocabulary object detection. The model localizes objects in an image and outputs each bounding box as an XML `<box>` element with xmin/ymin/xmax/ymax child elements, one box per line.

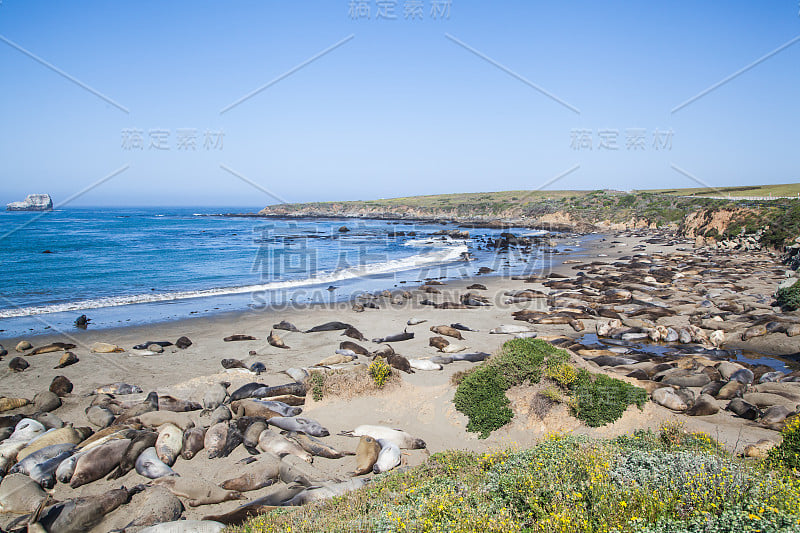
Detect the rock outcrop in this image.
<box><xmin>6</xmin><ymin>194</ymin><xmax>53</xmax><ymax>211</ymax></box>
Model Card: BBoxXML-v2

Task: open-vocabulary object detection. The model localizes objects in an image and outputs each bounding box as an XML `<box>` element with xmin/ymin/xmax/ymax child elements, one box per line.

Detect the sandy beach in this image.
<box><xmin>1</xmin><ymin>230</ymin><xmax>799</xmax><ymax>531</ymax></box>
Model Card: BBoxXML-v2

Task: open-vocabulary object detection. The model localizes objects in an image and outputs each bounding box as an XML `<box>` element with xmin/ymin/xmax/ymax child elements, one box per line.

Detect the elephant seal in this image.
<box><xmin>278</xmin><ymin>454</ymin><xmax>331</xmax><ymax>487</ymax></box>
<box><xmin>231</xmin><ymin>399</ymin><xmax>282</xmax><ymax>419</ymax></box>
<box><xmin>716</xmin><ymin>380</ymin><xmax>745</xmax><ymax>400</ymax></box>
<box><xmin>373</xmin><ymin>344</ymin><xmax>395</xmax><ymax>357</ymax></box>
<box><xmin>155</xmin><ymin>423</ymin><xmax>183</xmax><ymax>466</ymax></box>
<box><xmin>686</xmin><ymin>394</ymin><xmax>720</xmax><ymax>416</ymax></box>
<box><xmin>441</xmin><ymin>343</ymin><xmax>468</xmax><ymax>354</ymax></box>
<box><xmin>234</xmin><ymin>382</ymin><xmax>307</xmax><ymax>401</ymax></box>
<box><xmin>250</xmin><ymin>362</ymin><xmax>267</xmax><ymax>375</ymax></box>
<box><xmin>108</xmin><ymin>430</ymin><xmax>158</xmax><ymax>479</ymax></box>
<box><xmin>0</xmin><ymin>473</ymin><xmax>47</xmax><ymax>514</ymax></box>
<box><xmin>221</xmin><ymin>358</ymin><xmax>247</xmax><ymax>369</ymax></box>
<box><xmin>726</xmin><ymin>398</ymin><xmax>761</xmax><ymax>420</ymax></box>
<box><xmin>268</xmin><ymin>330</ymin><xmax>290</xmax><ymax>349</ymax></box>
<box><xmin>220</xmin><ymin>454</ymin><xmax>281</xmax><ymax>491</ymax></box>
<box><xmin>205</xmin><ymin>421</ymin><xmax>243</xmax><ymax>459</ymax></box>
<box><xmin>34</xmin><ymin>412</ymin><xmax>65</xmax><ymax>430</ymax></box>
<box><xmin>373</xmin><ymin>438</ymin><xmax>401</xmax><ymax>473</ymax></box>
<box><xmin>132</xmin><ymin>340</ymin><xmax>173</xmax><ymax>350</ymax></box>
<box><xmin>54</xmin><ymin>351</ymin><xmax>79</xmax><ymax>368</ymax></box>
<box><xmin>49</xmin><ymin>375</ymin><xmax>74</xmax><ymax>397</ymax></box>
<box><xmin>94</xmin><ymin>382</ymin><xmax>143</xmax><ymax>395</ymax></box>
<box><xmin>135</xmin><ymin>446</ymin><xmax>177</xmax><ymax>478</ymax></box>
<box><xmin>305</xmin><ymin>321</ymin><xmax>351</xmax><ymax>333</ymax></box>
<box><xmin>8</xmin><ymin>356</ymin><xmax>29</xmax><ymax>372</ymax></box>
<box><xmin>113</xmin><ymin>391</ymin><xmax>159</xmax><ymax>424</ymax></box>
<box><xmin>761</xmin><ymin>406</ymin><xmax>794</xmax><ymax>430</ymax></box>
<box><xmin>429</xmin><ymin>336</ymin><xmax>450</xmax><ymax>350</ymax></box>
<box><xmin>30</xmin><ymin>342</ymin><xmax>76</xmax><ymax>355</ymax></box>
<box><xmin>139</xmin><ymin>520</ymin><xmax>225</xmax><ymax>533</ymax></box>
<box><xmin>430</xmin><ymin>325</ymin><xmax>463</xmax><ymax>339</ymax></box>
<box><xmin>354</xmin><ymin>435</ymin><xmax>381</xmax><ymax>475</ymax></box>
<box><xmin>451</xmin><ymin>323</ymin><xmax>478</xmax><ymax>332</ymax></box>
<box><xmin>203</xmin><ymin>382</ymin><xmax>229</xmax><ymax>410</ymax></box>
<box><xmin>70</xmin><ymin>438</ymin><xmax>130</xmax><ymax>488</ymax></box>
<box><xmin>154</xmin><ymin>475</ymin><xmax>244</xmax><ymax>507</ymax></box>
<box><xmin>130</xmin><ymin>410</ymin><xmax>195</xmax><ymax>430</ymax></box>
<box><xmin>12</xmin><ymin>443</ymin><xmax>77</xmax><ymax>475</ymax></box>
<box><xmin>86</xmin><ymin>405</ymin><xmax>116</xmax><ymax>428</ymax></box>
<box><xmin>224</xmin><ymin>334</ymin><xmax>257</xmax><ymax>342</ymax></box>
<box><xmin>372</xmin><ymin>329</ymin><xmax>414</xmax><ymax>343</ymax></box>
<box><xmin>490</xmin><ymin>324</ymin><xmax>534</xmax><ymax>334</ymax></box>
<box><xmin>209</xmin><ymin>405</ymin><xmax>232</xmax><ymax>425</ymax></box>
<box><xmin>651</xmin><ymin>387</ymin><xmax>687</xmax><ymax>411</ymax></box>
<box><xmin>283</xmin><ymin>478</ymin><xmax>369</xmax><ymax>506</ymax></box>
<box><xmin>158</xmin><ymin>395</ymin><xmax>201</xmax><ymax>412</ymax></box>
<box><xmin>285</xmin><ymin>431</ymin><xmax>353</xmax><ymax>459</ymax></box>
<box><xmin>15</xmin><ymin>340</ymin><xmax>32</xmax><ymax>352</ymax></box>
<box><xmin>274</xmin><ymin>320</ymin><xmax>300</xmax><ymax>332</ymax></box>
<box><xmin>409</xmin><ymin>358</ymin><xmax>443</xmax><ymax>371</ymax></box>
<box><xmin>381</xmin><ymin>353</ymin><xmax>414</xmax><ymax>374</ymax></box>
<box><xmin>30</xmin><ymin>449</ymin><xmax>75</xmax><ymax>489</ymax></box>
<box><xmin>342</xmin><ymin>326</ymin><xmax>367</xmax><ymax>341</ymax></box>
<box><xmin>33</xmin><ymin>390</ymin><xmax>62</xmax><ymax>412</ymax></box>
<box><xmin>118</xmin><ymin>485</ymin><xmax>185</xmax><ymax>532</ymax></box>
<box><xmin>257</xmin><ymin>429</ymin><xmax>312</xmax><ymax>462</ymax></box>
<box><xmin>340</xmin><ymin>341</ymin><xmax>370</xmax><ymax>356</ymax></box>
<box><xmin>181</xmin><ymin>426</ymin><xmax>206</xmax><ymax>460</ymax></box>
<box><xmin>202</xmin><ymin>485</ymin><xmax>304</xmax><ymax>525</ymax></box>
<box><xmin>91</xmin><ymin>342</ymin><xmax>124</xmax><ymax>353</ymax></box>
<box><xmin>744</xmin><ymin>439</ymin><xmax>777</xmax><ymax>459</ymax></box>
<box><xmin>36</xmin><ymin>487</ymin><xmax>133</xmax><ymax>533</ymax></box>
<box><xmin>730</xmin><ymin>368</ymin><xmax>755</xmax><ymax>385</ymax></box>
<box><xmin>239</xmin><ymin>418</ymin><xmax>268</xmax><ymax>454</ymax></box>
<box><xmin>407</xmin><ymin>318</ymin><xmax>427</xmax><ymax>325</ymax></box>
<box><xmin>315</xmin><ymin>353</ymin><xmax>355</xmax><ymax>366</ymax></box>
<box><xmin>175</xmin><ymin>336</ymin><xmax>192</xmax><ymax>349</ymax></box>
<box><xmin>255</xmin><ymin>400</ymin><xmax>302</xmax><ymax>417</ymax></box>
<box><xmin>17</xmin><ymin>426</ymin><xmax>86</xmax><ymax>460</ymax></box>
<box><xmin>268</xmin><ymin>416</ymin><xmax>329</xmax><ymax>437</ymax></box>
<box><xmin>56</xmin><ymin>452</ymin><xmax>83</xmax><ymax>483</ymax></box>
<box><xmin>342</xmin><ymin>425</ymin><xmax>426</xmax><ymax>449</ymax></box>
<box><xmin>230</xmin><ymin>382</ymin><xmax>269</xmax><ymax>401</ymax></box>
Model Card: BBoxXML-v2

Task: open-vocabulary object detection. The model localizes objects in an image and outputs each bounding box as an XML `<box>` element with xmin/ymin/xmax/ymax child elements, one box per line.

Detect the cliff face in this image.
<box><xmin>6</xmin><ymin>194</ymin><xmax>53</xmax><ymax>211</ymax></box>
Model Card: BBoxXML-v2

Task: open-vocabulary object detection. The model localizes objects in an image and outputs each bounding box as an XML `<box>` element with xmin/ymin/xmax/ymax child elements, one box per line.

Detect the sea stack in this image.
<box><xmin>6</xmin><ymin>194</ymin><xmax>53</xmax><ymax>211</ymax></box>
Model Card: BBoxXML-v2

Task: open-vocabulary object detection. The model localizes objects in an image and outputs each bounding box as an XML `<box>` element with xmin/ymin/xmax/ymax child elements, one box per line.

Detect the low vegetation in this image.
<box><xmin>233</xmin><ymin>425</ymin><xmax>800</xmax><ymax>533</ymax></box>
<box><xmin>305</xmin><ymin>364</ymin><xmax>400</xmax><ymax>401</ymax></box>
<box><xmin>453</xmin><ymin>338</ymin><xmax>647</xmax><ymax>437</ymax></box>
<box><xmin>776</xmin><ymin>279</ymin><xmax>800</xmax><ymax>311</ymax></box>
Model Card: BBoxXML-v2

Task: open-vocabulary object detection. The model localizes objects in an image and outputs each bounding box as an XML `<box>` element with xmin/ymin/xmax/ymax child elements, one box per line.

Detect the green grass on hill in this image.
<box><xmin>644</xmin><ymin>182</ymin><xmax>800</xmax><ymax>198</ymax></box>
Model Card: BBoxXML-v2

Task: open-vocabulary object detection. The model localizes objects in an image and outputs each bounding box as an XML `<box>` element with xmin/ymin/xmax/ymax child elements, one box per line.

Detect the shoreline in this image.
<box><xmin>2</xmin><ymin>228</ymin><xmax>799</xmax><ymax>531</ymax></box>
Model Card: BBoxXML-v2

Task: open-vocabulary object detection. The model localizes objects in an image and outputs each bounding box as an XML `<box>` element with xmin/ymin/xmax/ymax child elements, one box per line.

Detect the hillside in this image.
<box><xmin>254</xmin><ymin>187</ymin><xmax>800</xmax><ymax>247</ymax></box>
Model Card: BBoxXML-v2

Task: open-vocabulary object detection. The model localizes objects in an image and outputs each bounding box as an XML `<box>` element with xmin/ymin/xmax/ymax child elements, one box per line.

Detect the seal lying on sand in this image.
<box><xmin>340</xmin><ymin>425</ymin><xmax>426</xmax><ymax>449</ymax></box>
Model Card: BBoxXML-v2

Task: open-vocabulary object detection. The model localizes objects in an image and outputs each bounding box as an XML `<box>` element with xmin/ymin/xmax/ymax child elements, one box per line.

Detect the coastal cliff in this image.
<box><xmin>254</xmin><ymin>189</ymin><xmax>800</xmax><ymax>251</ymax></box>
<box><xmin>6</xmin><ymin>193</ymin><xmax>53</xmax><ymax>211</ymax></box>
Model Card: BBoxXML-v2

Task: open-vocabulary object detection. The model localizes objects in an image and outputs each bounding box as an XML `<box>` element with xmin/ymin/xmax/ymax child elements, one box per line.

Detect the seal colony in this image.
<box><xmin>0</xmin><ymin>230</ymin><xmax>799</xmax><ymax>530</ymax></box>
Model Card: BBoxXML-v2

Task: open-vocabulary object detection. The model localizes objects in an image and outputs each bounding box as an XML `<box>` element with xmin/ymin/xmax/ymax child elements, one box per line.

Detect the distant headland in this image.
<box><xmin>6</xmin><ymin>193</ymin><xmax>53</xmax><ymax>211</ymax></box>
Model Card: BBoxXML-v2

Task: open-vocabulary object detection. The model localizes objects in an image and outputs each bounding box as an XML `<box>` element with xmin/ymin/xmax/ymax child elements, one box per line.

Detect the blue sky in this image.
<box><xmin>0</xmin><ymin>1</ymin><xmax>798</xmax><ymax>206</ymax></box>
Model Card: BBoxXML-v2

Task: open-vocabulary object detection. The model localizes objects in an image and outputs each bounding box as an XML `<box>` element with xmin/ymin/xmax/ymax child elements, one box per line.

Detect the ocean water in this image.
<box><xmin>0</xmin><ymin>207</ymin><xmax>563</xmax><ymax>336</ymax></box>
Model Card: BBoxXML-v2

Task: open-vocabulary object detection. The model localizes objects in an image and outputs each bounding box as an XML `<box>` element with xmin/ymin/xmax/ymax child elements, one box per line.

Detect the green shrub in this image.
<box><xmin>453</xmin><ymin>339</ymin><xmax>568</xmax><ymax>438</ymax></box>
<box><xmin>568</xmin><ymin>370</ymin><xmax>648</xmax><ymax>427</ymax></box>
<box><xmin>309</xmin><ymin>372</ymin><xmax>325</xmax><ymax>401</ymax></box>
<box><xmin>776</xmin><ymin>279</ymin><xmax>800</xmax><ymax>311</ymax></box>
<box><xmin>769</xmin><ymin>415</ymin><xmax>800</xmax><ymax>470</ymax></box>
